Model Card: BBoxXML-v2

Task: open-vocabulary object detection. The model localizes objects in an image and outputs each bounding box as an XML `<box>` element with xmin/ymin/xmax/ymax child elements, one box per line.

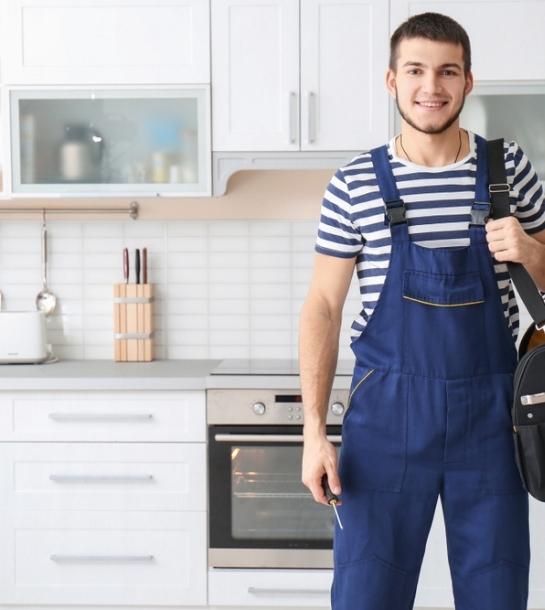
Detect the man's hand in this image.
<box><xmin>485</xmin><ymin>216</ymin><xmax>541</xmax><ymax>266</ymax></box>
<box><xmin>301</xmin><ymin>433</ymin><xmax>342</xmax><ymax>506</ymax></box>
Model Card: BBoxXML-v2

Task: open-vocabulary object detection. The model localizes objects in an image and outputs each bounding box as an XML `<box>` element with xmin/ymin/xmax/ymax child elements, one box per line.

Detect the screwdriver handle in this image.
<box><xmin>321</xmin><ymin>473</ymin><xmax>339</xmax><ymax>505</ymax></box>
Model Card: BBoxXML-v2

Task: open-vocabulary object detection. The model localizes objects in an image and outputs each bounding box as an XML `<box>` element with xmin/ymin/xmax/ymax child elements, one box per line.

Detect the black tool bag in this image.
<box><xmin>488</xmin><ymin>138</ymin><xmax>545</xmax><ymax>500</ymax></box>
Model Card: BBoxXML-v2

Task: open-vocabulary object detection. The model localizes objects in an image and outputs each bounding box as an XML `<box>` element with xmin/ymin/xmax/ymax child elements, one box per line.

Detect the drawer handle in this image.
<box><xmin>48</xmin><ymin>412</ymin><xmax>154</xmax><ymax>422</ymax></box>
<box><xmin>50</xmin><ymin>554</ymin><xmax>154</xmax><ymax>563</ymax></box>
<box><xmin>49</xmin><ymin>474</ymin><xmax>154</xmax><ymax>483</ymax></box>
<box><xmin>248</xmin><ymin>586</ymin><xmax>330</xmax><ymax>596</ymax></box>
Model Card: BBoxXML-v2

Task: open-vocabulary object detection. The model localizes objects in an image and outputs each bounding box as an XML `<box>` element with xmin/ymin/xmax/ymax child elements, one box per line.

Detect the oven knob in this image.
<box><xmin>252</xmin><ymin>402</ymin><xmax>266</xmax><ymax>416</ymax></box>
<box><xmin>330</xmin><ymin>401</ymin><xmax>345</xmax><ymax>416</ymax></box>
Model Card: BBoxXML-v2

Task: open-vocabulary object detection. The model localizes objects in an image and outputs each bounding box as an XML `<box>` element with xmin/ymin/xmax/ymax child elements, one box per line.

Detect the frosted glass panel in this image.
<box><xmin>11</xmin><ymin>88</ymin><xmax>209</xmax><ymax>195</ymax></box>
<box><xmin>461</xmin><ymin>93</ymin><xmax>545</xmax><ymax>177</ymax></box>
<box><xmin>392</xmin><ymin>90</ymin><xmax>545</xmax><ymax>179</ymax></box>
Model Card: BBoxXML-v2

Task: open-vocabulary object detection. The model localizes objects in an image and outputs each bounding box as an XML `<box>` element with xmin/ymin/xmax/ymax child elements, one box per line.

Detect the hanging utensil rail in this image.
<box><xmin>0</xmin><ymin>201</ymin><xmax>138</xmax><ymax>220</ymax></box>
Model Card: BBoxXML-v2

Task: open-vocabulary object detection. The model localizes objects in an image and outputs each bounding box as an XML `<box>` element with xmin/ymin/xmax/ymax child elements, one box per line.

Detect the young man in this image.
<box><xmin>300</xmin><ymin>12</ymin><xmax>545</xmax><ymax>610</ymax></box>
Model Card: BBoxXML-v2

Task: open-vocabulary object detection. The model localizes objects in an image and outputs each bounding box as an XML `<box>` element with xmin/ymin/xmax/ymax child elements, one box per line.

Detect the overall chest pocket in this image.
<box><xmin>402</xmin><ymin>269</ymin><xmax>485</xmax><ymax>307</ymax></box>
<box><xmin>401</xmin><ymin>270</ymin><xmax>488</xmax><ymax>377</ymax></box>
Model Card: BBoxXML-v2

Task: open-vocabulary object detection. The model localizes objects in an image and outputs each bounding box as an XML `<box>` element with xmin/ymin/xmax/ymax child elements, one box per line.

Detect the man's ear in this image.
<box><xmin>386</xmin><ymin>68</ymin><xmax>397</xmax><ymax>98</ymax></box>
<box><xmin>464</xmin><ymin>70</ymin><xmax>474</xmax><ymax>96</ymax></box>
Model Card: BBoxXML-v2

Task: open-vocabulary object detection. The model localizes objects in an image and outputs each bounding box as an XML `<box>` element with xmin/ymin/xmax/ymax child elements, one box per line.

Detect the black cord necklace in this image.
<box><xmin>398</xmin><ymin>129</ymin><xmax>463</xmax><ymax>164</ymax></box>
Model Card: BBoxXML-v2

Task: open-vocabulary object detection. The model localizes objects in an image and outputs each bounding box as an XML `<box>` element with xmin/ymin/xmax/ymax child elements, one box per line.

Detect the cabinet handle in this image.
<box><xmin>50</xmin><ymin>554</ymin><xmax>154</xmax><ymax>563</ymax></box>
<box><xmin>248</xmin><ymin>587</ymin><xmax>330</xmax><ymax>596</ymax></box>
<box><xmin>49</xmin><ymin>474</ymin><xmax>154</xmax><ymax>483</ymax></box>
<box><xmin>48</xmin><ymin>412</ymin><xmax>154</xmax><ymax>422</ymax></box>
<box><xmin>308</xmin><ymin>91</ymin><xmax>316</xmax><ymax>144</ymax></box>
<box><xmin>289</xmin><ymin>91</ymin><xmax>297</xmax><ymax>144</ymax></box>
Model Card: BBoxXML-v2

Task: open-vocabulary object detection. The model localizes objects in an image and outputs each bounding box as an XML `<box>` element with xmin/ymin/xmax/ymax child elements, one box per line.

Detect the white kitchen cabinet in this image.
<box><xmin>4</xmin><ymin>86</ymin><xmax>211</xmax><ymax>197</ymax></box>
<box><xmin>0</xmin><ymin>442</ymin><xmax>206</xmax><ymax>512</ymax></box>
<box><xmin>0</xmin><ymin>0</ymin><xmax>210</xmax><ymax>85</ymax></box>
<box><xmin>390</xmin><ymin>0</ymin><xmax>545</xmax><ymax>81</ymax></box>
<box><xmin>0</xmin><ymin>510</ymin><xmax>207</xmax><ymax>606</ymax></box>
<box><xmin>0</xmin><ymin>390</ymin><xmax>206</xmax><ymax>441</ymax></box>
<box><xmin>0</xmin><ymin>390</ymin><xmax>208</xmax><ymax>607</ymax></box>
<box><xmin>208</xmin><ymin>568</ymin><xmax>333</xmax><ymax>607</ymax></box>
<box><xmin>212</xmin><ymin>0</ymin><xmax>390</xmax><ymax>152</ymax></box>
<box><xmin>300</xmin><ymin>0</ymin><xmax>390</xmax><ymax>151</ymax></box>
<box><xmin>211</xmin><ymin>0</ymin><xmax>299</xmax><ymax>151</ymax></box>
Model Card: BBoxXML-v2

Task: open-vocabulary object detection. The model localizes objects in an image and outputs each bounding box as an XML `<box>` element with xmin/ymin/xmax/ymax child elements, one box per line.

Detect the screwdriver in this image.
<box><xmin>321</xmin><ymin>473</ymin><xmax>343</xmax><ymax>530</ymax></box>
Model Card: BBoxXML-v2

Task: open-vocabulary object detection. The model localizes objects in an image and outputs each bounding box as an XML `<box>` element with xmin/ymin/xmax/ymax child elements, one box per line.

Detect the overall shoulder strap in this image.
<box><xmin>370</xmin><ymin>144</ymin><xmax>407</xmax><ymax>226</ymax></box>
<box><xmin>487</xmin><ymin>138</ymin><xmax>545</xmax><ymax>330</ymax></box>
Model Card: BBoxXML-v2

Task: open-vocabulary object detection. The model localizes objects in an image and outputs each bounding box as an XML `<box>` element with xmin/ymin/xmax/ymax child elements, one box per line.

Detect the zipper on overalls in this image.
<box><xmin>347</xmin><ymin>368</ymin><xmax>376</xmax><ymax>410</ymax></box>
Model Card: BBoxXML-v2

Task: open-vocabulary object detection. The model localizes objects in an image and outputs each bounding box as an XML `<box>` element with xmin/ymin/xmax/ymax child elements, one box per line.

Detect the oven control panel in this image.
<box><xmin>207</xmin><ymin>388</ymin><xmax>349</xmax><ymax>425</ymax></box>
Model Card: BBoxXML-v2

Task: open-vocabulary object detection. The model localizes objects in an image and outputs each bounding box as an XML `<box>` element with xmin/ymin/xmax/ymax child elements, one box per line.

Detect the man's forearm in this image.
<box><xmin>299</xmin><ymin>299</ymin><xmax>341</xmax><ymax>438</ymax></box>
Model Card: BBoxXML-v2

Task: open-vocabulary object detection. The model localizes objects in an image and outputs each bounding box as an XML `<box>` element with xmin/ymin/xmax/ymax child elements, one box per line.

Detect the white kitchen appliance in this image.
<box><xmin>0</xmin><ymin>311</ymin><xmax>49</xmax><ymax>363</ymax></box>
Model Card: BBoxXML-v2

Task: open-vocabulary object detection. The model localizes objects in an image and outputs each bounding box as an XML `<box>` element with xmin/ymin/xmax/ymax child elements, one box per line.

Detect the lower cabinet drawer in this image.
<box><xmin>0</xmin><ymin>510</ymin><xmax>207</xmax><ymax>606</ymax></box>
<box><xmin>208</xmin><ymin>568</ymin><xmax>333</xmax><ymax>607</ymax></box>
<box><xmin>0</xmin><ymin>442</ymin><xmax>206</xmax><ymax>511</ymax></box>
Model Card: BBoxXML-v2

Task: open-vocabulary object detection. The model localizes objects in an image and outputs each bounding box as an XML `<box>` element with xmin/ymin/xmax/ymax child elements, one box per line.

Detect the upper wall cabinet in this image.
<box><xmin>211</xmin><ymin>0</ymin><xmax>390</xmax><ymax>152</ymax></box>
<box><xmin>0</xmin><ymin>0</ymin><xmax>210</xmax><ymax>85</ymax></box>
<box><xmin>4</xmin><ymin>86</ymin><xmax>211</xmax><ymax>197</ymax></box>
<box><xmin>391</xmin><ymin>0</ymin><xmax>545</xmax><ymax>82</ymax></box>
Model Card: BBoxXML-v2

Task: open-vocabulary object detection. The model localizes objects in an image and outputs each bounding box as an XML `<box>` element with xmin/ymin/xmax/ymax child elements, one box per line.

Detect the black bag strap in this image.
<box><xmin>487</xmin><ymin>138</ymin><xmax>545</xmax><ymax>330</ymax></box>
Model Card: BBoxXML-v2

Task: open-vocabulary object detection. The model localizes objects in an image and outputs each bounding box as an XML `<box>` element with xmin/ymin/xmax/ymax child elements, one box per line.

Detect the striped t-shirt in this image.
<box><xmin>315</xmin><ymin>131</ymin><xmax>545</xmax><ymax>344</ymax></box>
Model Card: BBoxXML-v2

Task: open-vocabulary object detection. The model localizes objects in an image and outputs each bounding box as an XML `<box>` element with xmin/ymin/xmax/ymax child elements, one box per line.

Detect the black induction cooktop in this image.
<box><xmin>210</xmin><ymin>358</ymin><xmax>354</xmax><ymax>376</ymax></box>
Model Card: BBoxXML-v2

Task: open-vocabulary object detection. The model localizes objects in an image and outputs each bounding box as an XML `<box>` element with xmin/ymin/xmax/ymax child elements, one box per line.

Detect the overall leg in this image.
<box><xmin>331</xmin><ymin>370</ymin><xmax>444</xmax><ymax>610</ymax></box>
<box><xmin>442</xmin><ymin>375</ymin><xmax>530</xmax><ymax>610</ymax></box>
<box><xmin>331</xmin><ymin>489</ymin><xmax>439</xmax><ymax>610</ymax></box>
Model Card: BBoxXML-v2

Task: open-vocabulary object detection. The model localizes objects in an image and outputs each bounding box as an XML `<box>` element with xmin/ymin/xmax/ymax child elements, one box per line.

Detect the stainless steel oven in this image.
<box><xmin>207</xmin><ymin>385</ymin><xmax>348</xmax><ymax>569</ymax></box>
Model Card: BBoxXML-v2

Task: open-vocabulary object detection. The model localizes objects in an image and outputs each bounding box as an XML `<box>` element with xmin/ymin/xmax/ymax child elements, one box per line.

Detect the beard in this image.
<box><xmin>395</xmin><ymin>86</ymin><xmax>466</xmax><ymax>135</ymax></box>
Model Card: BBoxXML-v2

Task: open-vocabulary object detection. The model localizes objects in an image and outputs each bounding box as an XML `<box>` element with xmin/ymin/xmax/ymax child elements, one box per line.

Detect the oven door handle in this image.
<box><xmin>213</xmin><ymin>434</ymin><xmax>342</xmax><ymax>443</ymax></box>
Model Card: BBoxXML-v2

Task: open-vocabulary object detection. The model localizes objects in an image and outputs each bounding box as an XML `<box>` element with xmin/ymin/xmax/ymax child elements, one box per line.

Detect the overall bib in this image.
<box><xmin>332</xmin><ymin>135</ymin><xmax>530</xmax><ymax>610</ymax></box>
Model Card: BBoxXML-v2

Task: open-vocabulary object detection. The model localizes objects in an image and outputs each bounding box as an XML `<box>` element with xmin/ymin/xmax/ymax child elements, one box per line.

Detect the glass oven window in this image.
<box><xmin>231</xmin><ymin>444</ymin><xmax>333</xmax><ymax>540</ymax></box>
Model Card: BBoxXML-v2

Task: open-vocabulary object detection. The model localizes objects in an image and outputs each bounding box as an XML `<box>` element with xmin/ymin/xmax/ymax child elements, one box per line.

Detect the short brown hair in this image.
<box><xmin>390</xmin><ymin>12</ymin><xmax>471</xmax><ymax>75</ymax></box>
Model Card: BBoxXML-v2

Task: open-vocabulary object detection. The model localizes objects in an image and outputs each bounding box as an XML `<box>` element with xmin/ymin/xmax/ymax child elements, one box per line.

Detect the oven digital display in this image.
<box><xmin>274</xmin><ymin>394</ymin><xmax>303</xmax><ymax>403</ymax></box>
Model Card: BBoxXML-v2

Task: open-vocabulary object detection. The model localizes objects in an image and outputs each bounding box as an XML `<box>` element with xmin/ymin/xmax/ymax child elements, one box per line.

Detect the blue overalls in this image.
<box><xmin>332</xmin><ymin>135</ymin><xmax>530</xmax><ymax>610</ymax></box>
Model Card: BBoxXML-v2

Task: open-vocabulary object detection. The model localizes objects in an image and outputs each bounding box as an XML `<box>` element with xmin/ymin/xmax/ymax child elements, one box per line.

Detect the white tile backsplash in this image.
<box><xmin>0</xmin><ymin>219</ymin><xmax>361</xmax><ymax>361</ymax></box>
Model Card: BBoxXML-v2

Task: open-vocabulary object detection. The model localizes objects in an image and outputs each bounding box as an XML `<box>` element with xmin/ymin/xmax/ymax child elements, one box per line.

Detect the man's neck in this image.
<box><xmin>396</xmin><ymin>126</ymin><xmax>469</xmax><ymax>167</ymax></box>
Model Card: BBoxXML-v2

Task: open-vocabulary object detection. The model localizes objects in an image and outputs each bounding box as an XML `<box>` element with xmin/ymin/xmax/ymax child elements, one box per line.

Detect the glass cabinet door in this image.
<box><xmin>460</xmin><ymin>85</ymin><xmax>545</xmax><ymax>179</ymax></box>
<box><xmin>9</xmin><ymin>87</ymin><xmax>210</xmax><ymax>195</ymax></box>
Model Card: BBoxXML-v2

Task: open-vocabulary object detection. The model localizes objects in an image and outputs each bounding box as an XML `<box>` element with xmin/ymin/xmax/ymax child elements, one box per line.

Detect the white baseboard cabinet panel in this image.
<box><xmin>209</xmin><ymin>568</ymin><xmax>333</xmax><ymax>607</ymax></box>
<box><xmin>0</xmin><ymin>510</ymin><xmax>207</xmax><ymax>606</ymax></box>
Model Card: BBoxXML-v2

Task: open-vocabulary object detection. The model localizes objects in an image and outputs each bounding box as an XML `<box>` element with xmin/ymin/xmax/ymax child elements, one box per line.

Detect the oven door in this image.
<box><xmin>208</xmin><ymin>424</ymin><xmax>342</xmax><ymax>569</ymax></box>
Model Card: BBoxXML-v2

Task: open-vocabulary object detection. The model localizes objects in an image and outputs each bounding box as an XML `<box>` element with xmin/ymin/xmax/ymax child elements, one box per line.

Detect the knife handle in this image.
<box><xmin>142</xmin><ymin>248</ymin><xmax>148</xmax><ymax>284</ymax></box>
<box><xmin>135</xmin><ymin>249</ymin><xmax>141</xmax><ymax>284</ymax></box>
<box><xmin>123</xmin><ymin>248</ymin><xmax>129</xmax><ymax>283</ymax></box>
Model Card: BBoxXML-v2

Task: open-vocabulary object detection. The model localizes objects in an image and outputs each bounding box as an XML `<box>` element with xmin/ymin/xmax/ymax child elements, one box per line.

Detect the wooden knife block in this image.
<box><xmin>113</xmin><ymin>283</ymin><xmax>154</xmax><ymax>361</ymax></box>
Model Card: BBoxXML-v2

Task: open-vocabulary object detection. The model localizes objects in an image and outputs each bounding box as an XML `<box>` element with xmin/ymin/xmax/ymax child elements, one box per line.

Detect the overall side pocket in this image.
<box><xmin>344</xmin><ymin>367</ymin><xmax>376</xmax><ymax>424</ymax></box>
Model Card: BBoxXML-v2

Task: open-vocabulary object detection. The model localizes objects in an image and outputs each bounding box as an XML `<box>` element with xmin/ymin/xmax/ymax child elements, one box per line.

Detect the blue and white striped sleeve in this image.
<box><xmin>314</xmin><ymin>168</ymin><xmax>363</xmax><ymax>258</ymax></box>
<box><xmin>509</xmin><ymin>141</ymin><xmax>545</xmax><ymax>235</ymax></box>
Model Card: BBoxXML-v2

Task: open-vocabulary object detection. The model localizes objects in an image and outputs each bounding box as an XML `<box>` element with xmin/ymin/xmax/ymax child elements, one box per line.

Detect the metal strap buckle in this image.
<box><xmin>489</xmin><ymin>183</ymin><xmax>510</xmax><ymax>194</ymax></box>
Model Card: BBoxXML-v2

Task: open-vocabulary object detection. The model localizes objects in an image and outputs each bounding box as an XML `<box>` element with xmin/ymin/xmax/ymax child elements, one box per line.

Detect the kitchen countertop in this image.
<box><xmin>0</xmin><ymin>359</ymin><xmax>353</xmax><ymax>390</ymax></box>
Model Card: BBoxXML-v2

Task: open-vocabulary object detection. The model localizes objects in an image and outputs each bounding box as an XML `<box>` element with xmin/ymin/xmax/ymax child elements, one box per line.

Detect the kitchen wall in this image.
<box><xmin>0</xmin><ymin>170</ymin><xmax>362</xmax><ymax>361</ymax></box>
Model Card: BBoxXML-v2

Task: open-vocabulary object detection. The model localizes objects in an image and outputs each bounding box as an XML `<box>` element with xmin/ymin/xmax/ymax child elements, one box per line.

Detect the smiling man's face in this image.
<box><xmin>387</xmin><ymin>37</ymin><xmax>474</xmax><ymax>135</ymax></box>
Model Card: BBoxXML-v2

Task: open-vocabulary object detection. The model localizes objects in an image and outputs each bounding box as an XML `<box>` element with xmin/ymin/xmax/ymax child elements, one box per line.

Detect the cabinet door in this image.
<box><xmin>391</xmin><ymin>0</ymin><xmax>545</xmax><ymax>81</ymax></box>
<box><xmin>211</xmin><ymin>0</ymin><xmax>300</xmax><ymax>151</ymax></box>
<box><xmin>1</xmin><ymin>0</ymin><xmax>210</xmax><ymax>85</ymax></box>
<box><xmin>301</xmin><ymin>0</ymin><xmax>390</xmax><ymax>151</ymax></box>
<box><xmin>0</xmin><ymin>509</ymin><xmax>207</xmax><ymax>605</ymax></box>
